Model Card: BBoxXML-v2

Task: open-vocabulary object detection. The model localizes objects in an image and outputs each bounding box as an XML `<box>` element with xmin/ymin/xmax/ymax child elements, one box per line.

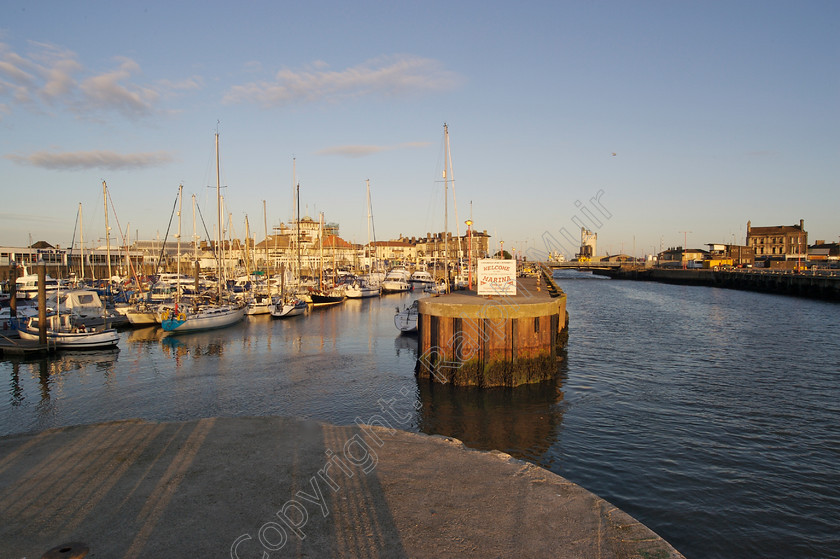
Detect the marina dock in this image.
<box><xmin>0</xmin><ymin>337</ymin><xmax>54</xmax><ymax>356</ymax></box>
<box><xmin>0</xmin><ymin>416</ymin><xmax>683</xmax><ymax>558</ymax></box>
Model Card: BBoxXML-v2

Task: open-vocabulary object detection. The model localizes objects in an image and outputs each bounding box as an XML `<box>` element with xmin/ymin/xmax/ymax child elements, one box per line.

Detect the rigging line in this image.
<box><xmin>68</xmin><ymin>204</ymin><xmax>80</xmax><ymax>278</ymax></box>
<box><xmin>105</xmin><ymin>187</ymin><xmax>144</xmax><ymax>284</ymax></box>
<box><xmin>105</xmin><ymin>185</ymin><xmax>143</xmax><ymax>289</ymax></box>
<box><xmin>193</xmin><ymin>199</ymin><xmax>214</xmax><ymax>258</ymax></box>
<box><xmin>153</xmin><ymin>190</ymin><xmax>180</xmax><ymax>277</ymax></box>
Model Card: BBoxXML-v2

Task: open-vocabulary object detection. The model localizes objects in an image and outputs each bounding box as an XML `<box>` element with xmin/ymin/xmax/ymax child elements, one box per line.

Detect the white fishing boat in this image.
<box><xmin>17</xmin><ymin>313</ymin><xmax>120</xmax><ymax>350</ymax></box>
<box><xmin>394</xmin><ymin>300</ymin><xmax>419</xmax><ymax>333</ymax></box>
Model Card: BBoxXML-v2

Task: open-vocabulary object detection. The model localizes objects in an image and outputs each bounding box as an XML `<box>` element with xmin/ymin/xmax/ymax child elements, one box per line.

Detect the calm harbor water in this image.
<box><xmin>2</xmin><ymin>273</ymin><xmax>839</xmax><ymax>558</ymax></box>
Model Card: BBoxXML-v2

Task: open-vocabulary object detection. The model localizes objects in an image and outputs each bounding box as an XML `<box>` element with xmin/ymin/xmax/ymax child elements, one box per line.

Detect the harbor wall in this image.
<box><xmin>592</xmin><ymin>267</ymin><xmax>840</xmax><ymax>301</ymax></box>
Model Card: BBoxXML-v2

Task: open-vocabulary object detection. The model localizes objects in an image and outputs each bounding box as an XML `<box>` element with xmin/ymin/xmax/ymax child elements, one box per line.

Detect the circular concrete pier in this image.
<box><xmin>0</xmin><ymin>416</ymin><xmax>683</xmax><ymax>558</ymax></box>
<box><xmin>416</xmin><ymin>275</ymin><xmax>568</xmax><ymax>386</ymax></box>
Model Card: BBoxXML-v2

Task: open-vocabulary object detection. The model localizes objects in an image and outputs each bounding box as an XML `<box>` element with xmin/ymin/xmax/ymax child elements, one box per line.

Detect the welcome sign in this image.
<box><xmin>476</xmin><ymin>258</ymin><xmax>517</xmax><ymax>296</ymax></box>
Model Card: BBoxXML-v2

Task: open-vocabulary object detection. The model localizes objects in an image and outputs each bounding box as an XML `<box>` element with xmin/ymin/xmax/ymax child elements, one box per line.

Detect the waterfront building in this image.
<box><xmin>808</xmin><ymin>240</ymin><xmax>840</xmax><ymax>263</ymax></box>
<box><xmin>0</xmin><ymin>241</ymin><xmax>144</xmax><ymax>283</ymax></box>
<box><xmin>705</xmin><ymin>244</ymin><xmax>755</xmax><ymax>268</ymax></box>
<box><xmin>657</xmin><ymin>247</ymin><xmax>708</xmax><ymax>268</ymax></box>
<box><xmin>411</xmin><ymin>230</ymin><xmax>491</xmax><ymax>267</ymax></box>
<box><xmin>746</xmin><ymin>219</ymin><xmax>807</xmax><ymax>259</ymax></box>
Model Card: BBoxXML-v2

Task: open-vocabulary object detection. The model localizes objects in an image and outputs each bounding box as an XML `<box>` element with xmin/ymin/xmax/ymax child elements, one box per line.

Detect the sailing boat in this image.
<box><xmin>269</xmin><ymin>165</ymin><xmax>309</xmax><ymax>318</ymax></box>
<box><xmin>161</xmin><ymin>134</ymin><xmax>246</xmax><ymax>333</ymax></box>
<box><xmin>308</xmin><ymin>212</ymin><xmax>346</xmax><ymax>308</ymax></box>
<box><xmin>346</xmin><ymin>179</ymin><xmax>381</xmax><ymax>299</ymax></box>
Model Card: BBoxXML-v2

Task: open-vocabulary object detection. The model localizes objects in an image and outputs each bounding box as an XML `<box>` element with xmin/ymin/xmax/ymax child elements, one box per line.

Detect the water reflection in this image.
<box><xmin>393</xmin><ymin>333</ymin><xmax>418</xmax><ymax>358</ymax></box>
<box><xmin>416</xmin><ymin>355</ymin><xmax>569</xmax><ymax>465</ymax></box>
<box><xmin>5</xmin><ymin>349</ymin><xmax>120</xmax><ymax>412</ymax></box>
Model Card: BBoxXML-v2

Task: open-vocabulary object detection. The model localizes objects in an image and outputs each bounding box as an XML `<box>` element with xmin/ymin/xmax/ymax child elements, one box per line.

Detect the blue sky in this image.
<box><xmin>1</xmin><ymin>1</ymin><xmax>837</xmax><ymax>258</ymax></box>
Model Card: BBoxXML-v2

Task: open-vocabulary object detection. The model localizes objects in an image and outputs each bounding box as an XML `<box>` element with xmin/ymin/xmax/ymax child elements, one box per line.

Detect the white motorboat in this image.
<box><xmin>381</xmin><ymin>269</ymin><xmax>411</xmax><ymax>293</ymax></box>
<box><xmin>14</xmin><ymin>269</ymin><xmax>59</xmax><ymax>300</ymax></box>
<box><xmin>17</xmin><ymin>314</ymin><xmax>120</xmax><ymax>350</ymax></box>
<box><xmin>409</xmin><ymin>270</ymin><xmax>435</xmax><ymax>287</ymax></box>
<box><xmin>394</xmin><ymin>300</ymin><xmax>419</xmax><ymax>333</ymax></box>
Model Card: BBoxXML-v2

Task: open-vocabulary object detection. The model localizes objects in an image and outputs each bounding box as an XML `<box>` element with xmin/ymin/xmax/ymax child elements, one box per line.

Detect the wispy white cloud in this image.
<box><xmin>4</xmin><ymin>149</ymin><xmax>174</xmax><ymax>170</ymax></box>
<box><xmin>78</xmin><ymin>57</ymin><xmax>159</xmax><ymax>117</ymax></box>
<box><xmin>0</xmin><ymin>41</ymin><xmax>199</xmax><ymax>120</ymax></box>
<box><xmin>223</xmin><ymin>55</ymin><xmax>463</xmax><ymax>108</ymax></box>
<box><xmin>317</xmin><ymin>141</ymin><xmax>431</xmax><ymax>158</ymax></box>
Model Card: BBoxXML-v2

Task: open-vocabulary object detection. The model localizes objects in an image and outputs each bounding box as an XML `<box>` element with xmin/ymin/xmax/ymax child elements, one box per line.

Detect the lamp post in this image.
<box><xmin>465</xmin><ymin>219</ymin><xmax>473</xmax><ymax>290</ymax></box>
<box><xmin>679</xmin><ymin>230</ymin><xmax>692</xmax><ymax>269</ymax></box>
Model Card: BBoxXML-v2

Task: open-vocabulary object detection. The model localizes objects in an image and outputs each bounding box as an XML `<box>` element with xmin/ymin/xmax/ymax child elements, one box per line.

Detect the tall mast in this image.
<box><xmin>319</xmin><ymin>212</ymin><xmax>324</xmax><ymax>289</ymax></box>
<box><xmin>103</xmin><ymin>180</ymin><xmax>113</xmax><ymax>281</ymax></box>
<box><xmin>296</xmin><ymin>182</ymin><xmax>301</xmax><ymax>283</ymax></box>
<box><xmin>244</xmin><ymin>214</ymin><xmax>252</xmax><ymax>275</ymax></box>
<box><xmin>443</xmin><ymin>124</ymin><xmax>450</xmax><ymax>293</ymax></box>
<box><xmin>79</xmin><ymin>203</ymin><xmax>85</xmax><ymax>280</ymax></box>
<box><xmin>176</xmin><ymin>184</ymin><xmax>183</xmax><ymax>305</ymax></box>
<box><xmin>215</xmin><ymin>131</ymin><xmax>223</xmax><ymax>301</ymax></box>
<box><xmin>366</xmin><ymin>179</ymin><xmax>373</xmax><ymax>272</ymax></box>
<box><xmin>192</xmin><ymin>194</ymin><xmax>198</xmax><ymax>263</ymax></box>
<box><xmin>446</xmin><ymin>124</ymin><xmax>462</xmax><ymax>269</ymax></box>
<box><xmin>292</xmin><ymin>157</ymin><xmax>296</xmax><ymax>226</ymax></box>
<box><xmin>263</xmin><ymin>200</ymin><xmax>270</xmax><ymax>295</ymax></box>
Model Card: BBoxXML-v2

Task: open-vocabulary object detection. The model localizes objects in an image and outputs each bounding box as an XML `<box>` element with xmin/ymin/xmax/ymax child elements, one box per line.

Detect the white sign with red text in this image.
<box><xmin>476</xmin><ymin>258</ymin><xmax>517</xmax><ymax>296</ymax></box>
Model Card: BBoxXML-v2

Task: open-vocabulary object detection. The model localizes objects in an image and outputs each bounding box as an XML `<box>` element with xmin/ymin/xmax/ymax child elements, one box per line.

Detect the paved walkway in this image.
<box><xmin>0</xmin><ymin>416</ymin><xmax>684</xmax><ymax>558</ymax></box>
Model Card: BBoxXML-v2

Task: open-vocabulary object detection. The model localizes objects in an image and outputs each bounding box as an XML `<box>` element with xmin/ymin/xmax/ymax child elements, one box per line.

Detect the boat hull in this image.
<box><xmin>161</xmin><ymin>305</ymin><xmax>246</xmax><ymax>333</ymax></box>
<box><xmin>309</xmin><ymin>294</ymin><xmax>346</xmax><ymax>308</ymax></box>
<box><xmin>394</xmin><ymin>301</ymin><xmax>419</xmax><ymax>333</ymax></box>
<box><xmin>269</xmin><ymin>300</ymin><xmax>307</xmax><ymax>318</ymax></box>
<box><xmin>17</xmin><ymin>326</ymin><xmax>120</xmax><ymax>349</ymax></box>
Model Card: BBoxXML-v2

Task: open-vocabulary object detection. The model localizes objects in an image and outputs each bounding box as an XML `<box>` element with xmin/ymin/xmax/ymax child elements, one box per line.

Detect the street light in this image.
<box><xmin>465</xmin><ymin>219</ymin><xmax>473</xmax><ymax>290</ymax></box>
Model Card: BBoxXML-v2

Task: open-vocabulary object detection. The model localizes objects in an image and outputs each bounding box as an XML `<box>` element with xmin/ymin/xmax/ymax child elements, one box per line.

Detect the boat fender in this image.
<box><xmin>177</xmin><ymin>313</ymin><xmax>186</xmax><ymax>322</ymax></box>
<box><xmin>161</xmin><ymin>310</ymin><xmax>169</xmax><ymax>321</ymax></box>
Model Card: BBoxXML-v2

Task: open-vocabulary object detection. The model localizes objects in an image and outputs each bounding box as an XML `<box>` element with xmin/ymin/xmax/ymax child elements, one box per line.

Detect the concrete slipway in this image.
<box><xmin>0</xmin><ymin>416</ymin><xmax>684</xmax><ymax>558</ymax></box>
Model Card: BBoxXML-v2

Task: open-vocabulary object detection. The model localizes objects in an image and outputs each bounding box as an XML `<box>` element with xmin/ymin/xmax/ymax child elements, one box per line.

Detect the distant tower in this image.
<box><xmin>576</xmin><ymin>227</ymin><xmax>597</xmax><ymax>260</ymax></box>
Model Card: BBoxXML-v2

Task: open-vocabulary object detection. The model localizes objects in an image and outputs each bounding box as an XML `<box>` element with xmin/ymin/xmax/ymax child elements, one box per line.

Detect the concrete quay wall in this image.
<box><xmin>0</xmin><ymin>416</ymin><xmax>684</xmax><ymax>558</ymax></box>
<box><xmin>416</xmin><ymin>276</ymin><xmax>568</xmax><ymax>387</ymax></box>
